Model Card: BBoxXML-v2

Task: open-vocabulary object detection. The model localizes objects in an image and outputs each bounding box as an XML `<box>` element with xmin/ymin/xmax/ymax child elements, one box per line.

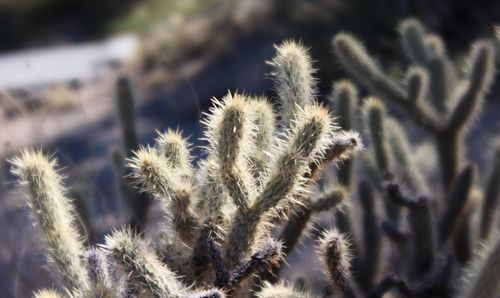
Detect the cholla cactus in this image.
<box><xmin>114</xmin><ymin>75</ymin><xmax>151</xmax><ymax>232</ymax></box>
<box><xmin>104</xmin><ymin>228</ymin><xmax>190</xmax><ymax>297</ymax></box>
<box><xmin>10</xmin><ymin>150</ymin><xmax>90</xmax><ymax>296</ymax></box>
<box><xmin>83</xmin><ymin>248</ymin><xmax>126</xmax><ymax>298</ymax></box>
<box><xmin>327</xmin><ymin>20</ymin><xmax>499</xmax><ymax>297</ymax></box>
<box><xmin>10</xmin><ymin>39</ymin><xmax>364</xmax><ymax>297</ymax></box>
<box><xmin>479</xmin><ymin>141</ymin><xmax>500</xmax><ymax>241</ymax></box>
<box><xmin>116</xmin><ymin>76</ymin><xmax>139</xmax><ymax>156</ymax></box>
<box><xmin>128</xmin><ymin>146</ymin><xmax>199</xmax><ymax>243</ymax></box>
<box><xmin>267</xmin><ymin>40</ymin><xmax>316</xmax><ymax>128</ymax></box>
<box><xmin>329</xmin><ymin>80</ymin><xmax>358</xmax><ymax>187</ymax></box>
<box><xmin>458</xmin><ymin>236</ymin><xmax>500</xmax><ymax>298</ymax></box>
<box><xmin>10</xmin><ymin>18</ymin><xmax>500</xmax><ymax>298</ymax></box>
<box><xmin>319</xmin><ymin>229</ymin><xmax>356</xmax><ymax>298</ymax></box>
<box><xmin>223</xmin><ymin>101</ymin><xmax>334</xmax><ymax>271</ymax></box>
<box><xmin>333</xmin><ymin>19</ymin><xmax>496</xmax><ymax>192</ymax></box>
<box><xmin>247</xmin><ymin>98</ymin><xmax>275</xmax><ymax>185</ymax></box>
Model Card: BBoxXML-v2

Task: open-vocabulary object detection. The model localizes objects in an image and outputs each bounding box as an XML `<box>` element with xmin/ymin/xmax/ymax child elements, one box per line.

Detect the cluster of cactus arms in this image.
<box><xmin>9</xmin><ymin>18</ymin><xmax>500</xmax><ymax>297</ymax></box>
<box><xmin>325</xmin><ymin>18</ymin><xmax>500</xmax><ymax>298</ymax></box>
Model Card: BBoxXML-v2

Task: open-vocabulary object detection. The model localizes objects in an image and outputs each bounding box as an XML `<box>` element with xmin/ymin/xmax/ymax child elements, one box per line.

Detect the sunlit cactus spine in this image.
<box><xmin>104</xmin><ymin>228</ymin><xmax>223</xmax><ymax>297</ymax></box>
<box><xmin>128</xmin><ymin>146</ymin><xmax>199</xmax><ymax>243</ymax></box>
<box><xmin>247</xmin><ymin>97</ymin><xmax>275</xmax><ymax>186</ymax></box>
<box><xmin>83</xmin><ymin>247</ymin><xmax>127</xmax><ymax>298</ymax></box>
<box><xmin>261</xmin><ymin>40</ymin><xmax>362</xmax><ymax>285</ymax></box>
<box><xmin>191</xmin><ymin>159</ymin><xmax>230</xmax><ymax>279</ymax></box>
<box><xmin>256</xmin><ymin>281</ymin><xmax>315</xmax><ymax>298</ymax></box>
<box><xmin>264</xmin><ymin>184</ymin><xmax>349</xmax><ymax>283</ymax></box>
<box><xmin>10</xmin><ymin>150</ymin><xmax>90</xmax><ymax>296</ymax></box>
<box><xmin>319</xmin><ymin>229</ymin><xmax>357</xmax><ymax>298</ymax></box>
<box><xmin>267</xmin><ymin>40</ymin><xmax>316</xmax><ymax>128</ymax></box>
<box><xmin>203</xmin><ymin>92</ymin><xmax>255</xmax><ymax>214</ymax></box>
<box><xmin>33</xmin><ymin>289</ymin><xmax>65</xmax><ymax>298</ymax></box>
<box><xmin>155</xmin><ymin>128</ymin><xmax>193</xmax><ymax>178</ymax></box>
<box><xmin>104</xmin><ymin>227</ymin><xmax>183</xmax><ymax>297</ymax></box>
<box><xmin>458</xmin><ymin>236</ymin><xmax>500</xmax><ymax>298</ymax></box>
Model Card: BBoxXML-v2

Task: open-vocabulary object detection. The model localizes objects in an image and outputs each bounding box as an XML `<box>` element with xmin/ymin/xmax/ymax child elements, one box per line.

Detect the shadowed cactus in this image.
<box><xmin>114</xmin><ymin>75</ymin><xmax>152</xmax><ymax>233</ymax></box>
<box><xmin>329</xmin><ymin>80</ymin><xmax>358</xmax><ymax>187</ymax></box>
<box><xmin>333</xmin><ymin>21</ymin><xmax>496</xmax><ymax>192</ymax></box>
<box><xmin>319</xmin><ymin>229</ymin><xmax>356</xmax><ymax>298</ymax></box>
<box><xmin>327</xmin><ymin>19</ymin><xmax>499</xmax><ymax>298</ymax></box>
<box><xmin>479</xmin><ymin>141</ymin><xmax>500</xmax><ymax>241</ymax></box>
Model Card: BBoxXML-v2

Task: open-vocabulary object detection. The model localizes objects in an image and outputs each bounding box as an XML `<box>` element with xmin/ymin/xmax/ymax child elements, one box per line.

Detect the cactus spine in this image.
<box><xmin>33</xmin><ymin>289</ymin><xmax>64</xmax><ymax>298</ymax></box>
<box><xmin>458</xmin><ymin>237</ymin><xmax>500</xmax><ymax>298</ymax></box>
<box><xmin>257</xmin><ymin>281</ymin><xmax>315</xmax><ymax>298</ymax></box>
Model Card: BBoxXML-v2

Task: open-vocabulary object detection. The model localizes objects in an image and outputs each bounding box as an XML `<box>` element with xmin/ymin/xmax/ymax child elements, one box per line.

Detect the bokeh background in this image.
<box><xmin>1</xmin><ymin>0</ymin><xmax>499</xmax><ymax>296</ymax></box>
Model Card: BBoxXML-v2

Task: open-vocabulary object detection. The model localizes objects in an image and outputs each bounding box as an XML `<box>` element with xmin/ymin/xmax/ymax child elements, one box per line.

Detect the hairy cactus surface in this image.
<box><xmin>10</xmin><ymin>150</ymin><xmax>91</xmax><ymax>296</ymax></box>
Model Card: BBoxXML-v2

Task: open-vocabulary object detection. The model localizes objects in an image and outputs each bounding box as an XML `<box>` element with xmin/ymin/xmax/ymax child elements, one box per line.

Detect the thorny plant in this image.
<box><xmin>9</xmin><ymin>18</ymin><xmax>500</xmax><ymax>298</ymax></box>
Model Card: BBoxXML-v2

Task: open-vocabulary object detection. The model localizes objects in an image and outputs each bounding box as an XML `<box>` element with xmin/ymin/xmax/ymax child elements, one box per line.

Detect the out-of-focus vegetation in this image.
<box><xmin>108</xmin><ymin>0</ymin><xmax>225</xmax><ymax>33</ymax></box>
<box><xmin>1</xmin><ymin>0</ymin><xmax>499</xmax><ymax>52</ymax></box>
<box><xmin>0</xmin><ymin>0</ymin><xmax>134</xmax><ymax>50</ymax></box>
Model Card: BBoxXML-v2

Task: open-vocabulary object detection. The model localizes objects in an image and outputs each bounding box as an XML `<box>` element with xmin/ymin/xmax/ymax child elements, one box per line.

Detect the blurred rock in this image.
<box><xmin>0</xmin><ymin>34</ymin><xmax>140</xmax><ymax>89</ymax></box>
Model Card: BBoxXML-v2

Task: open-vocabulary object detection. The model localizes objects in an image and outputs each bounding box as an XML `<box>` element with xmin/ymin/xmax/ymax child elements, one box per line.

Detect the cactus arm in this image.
<box><xmin>10</xmin><ymin>150</ymin><xmax>90</xmax><ymax>295</ymax></box>
<box><xmin>332</xmin><ymin>33</ymin><xmax>443</xmax><ymax>132</ymax></box>
<box><xmin>480</xmin><ymin>144</ymin><xmax>500</xmax><ymax>240</ymax></box>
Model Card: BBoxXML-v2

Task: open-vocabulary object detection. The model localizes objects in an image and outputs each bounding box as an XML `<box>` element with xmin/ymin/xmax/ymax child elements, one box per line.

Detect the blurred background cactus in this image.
<box><xmin>1</xmin><ymin>1</ymin><xmax>500</xmax><ymax>297</ymax></box>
